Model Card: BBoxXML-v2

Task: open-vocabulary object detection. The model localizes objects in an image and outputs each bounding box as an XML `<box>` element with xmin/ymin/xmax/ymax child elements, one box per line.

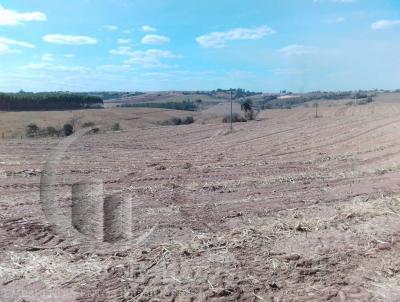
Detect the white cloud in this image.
<box><xmin>141</xmin><ymin>34</ymin><xmax>170</xmax><ymax>45</ymax></box>
<box><xmin>0</xmin><ymin>45</ymin><xmax>19</xmax><ymax>54</ymax></box>
<box><xmin>103</xmin><ymin>25</ymin><xmax>118</xmax><ymax>31</ymax></box>
<box><xmin>325</xmin><ymin>16</ymin><xmax>346</xmax><ymax>24</ymax></box>
<box><xmin>0</xmin><ymin>36</ymin><xmax>35</xmax><ymax>54</ymax></box>
<box><xmin>110</xmin><ymin>46</ymin><xmax>133</xmax><ymax>56</ymax></box>
<box><xmin>41</xmin><ymin>53</ymin><xmax>54</xmax><ymax>61</ymax></box>
<box><xmin>334</xmin><ymin>16</ymin><xmax>345</xmax><ymax>23</ymax></box>
<box><xmin>371</xmin><ymin>20</ymin><xmax>400</xmax><ymax>30</ymax></box>
<box><xmin>278</xmin><ymin>45</ymin><xmax>315</xmax><ymax>56</ymax></box>
<box><xmin>0</xmin><ymin>4</ymin><xmax>47</xmax><ymax>26</ymax></box>
<box><xmin>64</xmin><ymin>53</ymin><xmax>75</xmax><ymax>58</ymax></box>
<box><xmin>122</xmin><ymin>28</ymin><xmax>133</xmax><ymax>34</ymax></box>
<box><xmin>96</xmin><ymin>64</ymin><xmax>131</xmax><ymax>72</ymax></box>
<box><xmin>0</xmin><ymin>43</ymin><xmax>9</xmax><ymax>54</ymax></box>
<box><xmin>0</xmin><ymin>37</ymin><xmax>35</xmax><ymax>48</ymax></box>
<box><xmin>196</xmin><ymin>25</ymin><xmax>275</xmax><ymax>48</ymax></box>
<box><xmin>110</xmin><ymin>46</ymin><xmax>180</xmax><ymax>68</ymax></box>
<box><xmin>43</xmin><ymin>34</ymin><xmax>97</xmax><ymax>45</ymax></box>
<box><xmin>118</xmin><ymin>38</ymin><xmax>131</xmax><ymax>44</ymax></box>
<box><xmin>270</xmin><ymin>68</ymin><xmax>304</xmax><ymax>76</ymax></box>
<box><xmin>22</xmin><ymin>62</ymin><xmax>90</xmax><ymax>73</ymax></box>
<box><xmin>142</xmin><ymin>25</ymin><xmax>157</xmax><ymax>32</ymax></box>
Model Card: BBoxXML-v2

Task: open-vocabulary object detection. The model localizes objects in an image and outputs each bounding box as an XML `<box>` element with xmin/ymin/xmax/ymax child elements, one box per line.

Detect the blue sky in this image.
<box><xmin>0</xmin><ymin>0</ymin><xmax>400</xmax><ymax>92</ymax></box>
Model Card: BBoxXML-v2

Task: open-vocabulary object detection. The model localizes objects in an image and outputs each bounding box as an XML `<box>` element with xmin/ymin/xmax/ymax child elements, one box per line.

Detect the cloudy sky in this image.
<box><xmin>0</xmin><ymin>0</ymin><xmax>400</xmax><ymax>92</ymax></box>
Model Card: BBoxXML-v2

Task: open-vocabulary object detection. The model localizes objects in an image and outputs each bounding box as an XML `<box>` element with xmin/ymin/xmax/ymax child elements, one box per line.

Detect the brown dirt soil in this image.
<box><xmin>1</xmin><ymin>102</ymin><xmax>400</xmax><ymax>301</ymax></box>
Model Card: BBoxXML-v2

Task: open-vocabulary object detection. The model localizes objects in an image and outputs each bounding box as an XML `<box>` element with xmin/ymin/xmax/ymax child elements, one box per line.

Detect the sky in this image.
<box><xmin>0</xmin><ymin>0</ymin><xmax>400</xmax><ymax>92</ymax></box>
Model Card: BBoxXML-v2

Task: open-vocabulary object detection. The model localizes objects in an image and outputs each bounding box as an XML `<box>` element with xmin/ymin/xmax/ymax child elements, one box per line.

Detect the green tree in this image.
<box><xmin>241</xmin><ymin>99</ymin><xmax>254</xmax><ymax>120</ymax></box>
<box><xmin>26</xmin><ymin>123</ymin><xmax>39</xmax><ymax>137</ymax></box>
<box><xmin>63</xmin><ymin>123</ymin><xmax>74</xmax><ymax>136</ymax></box>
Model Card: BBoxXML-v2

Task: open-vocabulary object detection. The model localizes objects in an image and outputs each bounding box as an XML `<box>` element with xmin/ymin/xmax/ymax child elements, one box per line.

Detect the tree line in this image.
<box><xmin>118</xmin><ymin>100</ymin><xmax>198</xmax><ymax>111</ymax></box>
<box><xmin>0</xmin><ymin>92</ymin><xmax>103</xmax><ymax>111</ymax></box>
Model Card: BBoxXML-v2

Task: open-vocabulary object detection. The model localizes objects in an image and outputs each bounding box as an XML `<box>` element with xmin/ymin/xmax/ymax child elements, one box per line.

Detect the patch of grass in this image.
<box><xmin>44</xmin><ymin>126</ymin><xmax>60</xmax><ymax>137</ymax></box>
<box><xmin>81</xmin><ymin>121</ymin><xmax>95</xmax><ymax>128</ymax></box>
<box><xmin>111</xmin><ymin>122</ymin><xmax>121</xmax><ymax>131</ymax></box>
<box><xmin>222</xmin><ymin>113</ymin><xmax>247</xmax><ymax>123</ymax></box>
<box><xmin>339</xmin><ymin>196</ymin><xmax>400</xmax><ymax>219</ymax></box>
<box><xmin>0</xmin><ymin>251</ymin><xmax>109</xmax><ymax>286</ymax></box>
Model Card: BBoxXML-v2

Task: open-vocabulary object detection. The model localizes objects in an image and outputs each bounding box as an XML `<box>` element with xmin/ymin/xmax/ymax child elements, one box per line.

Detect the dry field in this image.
<box><xmin>1</xmin><ymin>101</ymin><xmax>400</xmax><ymax>301</ymax></box>
<box><xmin>0</xmin><ymin>108</ymin><xmax>196</xmax><ymax>138</ymax></box>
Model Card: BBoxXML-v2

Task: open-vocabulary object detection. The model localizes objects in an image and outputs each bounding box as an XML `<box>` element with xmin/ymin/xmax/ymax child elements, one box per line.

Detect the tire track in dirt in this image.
<box><xmin>0</xmin><ymin>217</ymin><xmax>80</xmax><ymax>253</ymax></box>
<box><xmin>202</xmin><ymin>115</ymin><xmax>384</xmax><ymax>154</ymax></box>
<box><xmin>258</xmin><ymin>118</ymin><xmax>400</xmax><ymax>158</ymax></box>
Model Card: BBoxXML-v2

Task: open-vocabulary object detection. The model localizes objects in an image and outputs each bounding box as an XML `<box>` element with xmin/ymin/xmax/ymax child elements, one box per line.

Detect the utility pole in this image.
<box><xmin>230</xmin><ymin>89</ymin><xmax>233</xmax><ymax>132</ymax></box>
<box><xmin>314</xmin><ymin>102</ymin><xmax>319</xmax><ymax>118</ymax></box>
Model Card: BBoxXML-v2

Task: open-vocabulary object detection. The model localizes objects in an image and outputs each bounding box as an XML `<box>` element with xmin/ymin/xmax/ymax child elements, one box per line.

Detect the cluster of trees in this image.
<box><xmin>0</xmin><ymin>92</ymin><xmax>103</xmax><ymax>111</ymax></box>
<box><xmin>211</xmin><ymin>88</ymin><xmax>261</xmax><ymax>98</ymax></box>
<box><xmin>25</xmin><ymin>120</ymin><xmax>122</xmax><ymax>138</ymax></box>
<box><xmin>81</xmin><ymin>91</ymin><xmax>144</xmax><ymax>100</ymax></box>
<box><xmin>259</xmin><ymin>97</ymin><xmax>303</xmax><ymax>109</ymax></box>
<box><xmin>353</xmin><ymin>92</ymin><xmax>372</xmax><ymax>99</ymax></box>
<box><xmin>161</xmin><ymin>116</ymin><xmax>195</xmax><ymax>126</ymax></box>
<box><xmin>25</xmin><ymin>123</ymin><xmax>74</xmax><ymax>138</ymax></box>
<box><xmin>234</xmin><ymin>88</ymin><xmax>262</xmax><ymax>98</ymax></box>
<box><xmin>118</xmin><ymin>100</ymin><xmax>198</xmax><ymax>111</ymax></box>
<box><xmin>185</xmin><ymin>88</ymin><xmax>261</xmax><ymax>99</ymax></box>
<box><xmin>347</xmin><ymin>96</ymin><xmax>374</xmax><ymax>106</ymax></box>
<box><xmin>222</xmin><ymin>99</ymin><xmax>256</xmax><ymax>123</ymax></box>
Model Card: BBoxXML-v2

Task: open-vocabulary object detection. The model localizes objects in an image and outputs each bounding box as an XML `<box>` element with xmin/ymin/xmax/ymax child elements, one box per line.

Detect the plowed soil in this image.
<box><xmin>1</xmin><ymin>103</ymin><xmax>400</xmax><ymax>301</ymax></box>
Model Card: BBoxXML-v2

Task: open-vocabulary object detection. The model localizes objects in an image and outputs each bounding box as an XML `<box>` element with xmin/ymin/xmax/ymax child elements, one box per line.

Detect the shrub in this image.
<box><xmin>183</xmin><ymin>116</ymin><xmax>194</xmax><ymax>124</ymax></box>
<box><xmin>45</xmin><ymin>126</ymin><xmax>60</xmax><ymax>137</ymax></box>
<box><xmin>26</xmin><ymin>123</ymin><xmax>39</xmax><ymax>137</ymax></box>
<box><xmin>111</xmin><ymin>122</ymin><xmax>121</xmax><ymax>131</ymax></box>
<box><xmin>82</xmin><ymin>121</ymin><xmax>95</xmax><ymax>128</ymax></box>
<box><xmin>169</xmin><ymin>117</ymin><xmax>182</xmax><ymax>125</ymax></box>
<box><xmin>161</xmin><ymin>116</ymin><xmax>195</xmax><ymax>126</ymax></box>
<box><xmin>354</xmin><ymin>92</ymin><xmax>368</xmax><ymax>99</ymax></box>
<box><xmin>63</xmin><ymin>123</ymin><xmax>74</xmax><ymax>136</ymax></box>
<box><xmin>222</xmin><ymin>113</ymin><xmax>247</xmax><ymax>123</ymax></box>
<box><xmin>358</xmin><ymin>96</ymin><xmax>374</xmax><ymax>105</ymax></box>
<box><xmin>87</xmin><ymin>104</ymin><xmax>104</xmax><ymax>109</ymax></box>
